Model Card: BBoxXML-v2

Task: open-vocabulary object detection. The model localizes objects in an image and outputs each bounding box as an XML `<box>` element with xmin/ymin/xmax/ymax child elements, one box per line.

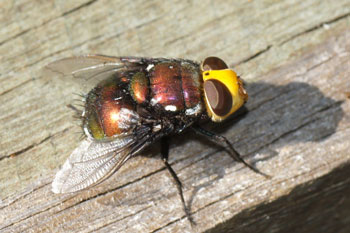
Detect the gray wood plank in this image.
<box><xmin>1</xmin><ymin>0</ymin><xmax>349</xmax><ymax>232</ymax></box>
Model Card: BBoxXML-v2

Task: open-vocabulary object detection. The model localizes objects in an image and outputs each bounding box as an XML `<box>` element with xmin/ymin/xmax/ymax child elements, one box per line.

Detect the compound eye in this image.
<box><xmin>201</xmin><ymin>57</ymin><xmax>228</xmax><ymax>71</ymax></box>
<box><xmin>204</xmin><ymin>79</ymin><xmax>232</xmax><ymax>116</ymax></box>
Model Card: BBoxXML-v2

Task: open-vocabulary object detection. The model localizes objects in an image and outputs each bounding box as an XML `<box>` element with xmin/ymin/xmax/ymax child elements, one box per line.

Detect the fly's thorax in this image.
<box><xmin>148</xmin><ymin>61</ymin><xmax>204</xmax><ymax>117</ymax></box>
<box><xmin>83</xmin><ymin>76</ymin><xmax>139</xmax><ymax>140</ymax></box>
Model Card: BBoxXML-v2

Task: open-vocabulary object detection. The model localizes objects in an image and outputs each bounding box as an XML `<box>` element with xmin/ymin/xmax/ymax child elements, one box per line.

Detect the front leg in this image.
<box><xmin>160</xmin><ymin>136</ymin><xmax>195</xmax><ymax>225</ymax></box>
<box><xmin>192</xmin><ymin>126</ymin><xmax>270</xmax><ymax>178</ymax></box>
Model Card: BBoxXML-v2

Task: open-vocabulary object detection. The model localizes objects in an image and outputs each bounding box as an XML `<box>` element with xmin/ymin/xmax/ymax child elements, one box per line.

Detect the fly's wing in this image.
<box><xmin>52</xmin><ymin>130</ymin><xmax>152</xmax><ymax>193</ymax></box>
<box><xmin>43</xmin><ymin>55</ymin><xmax>161</xmax><ymax>91</ymax></box>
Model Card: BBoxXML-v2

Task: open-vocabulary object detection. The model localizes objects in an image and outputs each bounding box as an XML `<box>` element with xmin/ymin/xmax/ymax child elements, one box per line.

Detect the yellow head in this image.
<box><xmin>201</xmin><ymin>57</ymin><xmax>248</xmax><ymax>122</ymax></box>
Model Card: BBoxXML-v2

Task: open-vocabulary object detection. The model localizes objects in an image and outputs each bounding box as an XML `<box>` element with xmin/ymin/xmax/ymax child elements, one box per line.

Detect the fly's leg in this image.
<box><xmin>160</xmin><ymin>137</ymin><xmax>195</xmax><ymax>225</ymax></box>
<box><xmin>192</xmin><ymin>126</ymin><xmax>270</xmax><ymax>178</ymax></box>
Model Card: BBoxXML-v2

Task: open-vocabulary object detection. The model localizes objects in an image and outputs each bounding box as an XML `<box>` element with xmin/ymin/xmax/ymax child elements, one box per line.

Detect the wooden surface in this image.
<box><xmin>1</xmin><ymin>0</ymin><xmax>350</xmax><ymax>232</ymax></box>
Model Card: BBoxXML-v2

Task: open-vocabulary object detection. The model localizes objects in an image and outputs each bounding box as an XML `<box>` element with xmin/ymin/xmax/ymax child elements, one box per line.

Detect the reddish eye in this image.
<box><xmin>204</xmin><ymin>79</ymin><xmax>232</xmax><ymax>116</ymax></box>
<box><xmin>201</xmin><ymin>57</ymin><xmax>228</xmax><ymax>71</ymax></box>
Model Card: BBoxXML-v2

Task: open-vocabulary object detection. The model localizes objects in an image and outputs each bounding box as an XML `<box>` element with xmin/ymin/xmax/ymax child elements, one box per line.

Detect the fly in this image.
<box><xmin>44</xmin><ymin>55</ymin><xmax>268</xmax><ymax>224</ymax></box>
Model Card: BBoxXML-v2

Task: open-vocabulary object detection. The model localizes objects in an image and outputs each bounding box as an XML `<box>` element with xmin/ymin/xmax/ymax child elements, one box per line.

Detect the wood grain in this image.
<box><xmin>1</xmin><ymin>0</ymin><xmax>349</xmax><ymax>232</ymax></box>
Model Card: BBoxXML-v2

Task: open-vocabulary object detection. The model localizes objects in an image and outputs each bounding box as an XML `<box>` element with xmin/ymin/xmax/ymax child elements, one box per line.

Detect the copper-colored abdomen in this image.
<box><xmin>84</xmin><ymin>77</ymin><xmax>135</xmax><ymax>139</ymax></box>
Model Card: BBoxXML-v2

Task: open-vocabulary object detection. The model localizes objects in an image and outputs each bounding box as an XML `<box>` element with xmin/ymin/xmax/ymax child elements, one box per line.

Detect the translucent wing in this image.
<box><xmin>43</xmin><ymin>55</ymin><xmax>149</xmax><ymax>91</ymax></box>
<box><xmin>43</xmin><ymin>55</ymin><xmax>184</xmax><ymax>93</ymax></box>
<box><xmin>52</xmin><ymin>132</ymin><xmax>151</xmax><ymax>193</ymax></box>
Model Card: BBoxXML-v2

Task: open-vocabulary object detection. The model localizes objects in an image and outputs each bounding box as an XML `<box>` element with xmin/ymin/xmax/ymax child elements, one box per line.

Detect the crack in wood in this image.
<box><xmin>62</xmin><ymin>0</ymin><xmax>98</xmax><ymax>17</ymax></box>
<box><xmin>0</xmin><ymin>167</ymin><xmax>168</xmax><ymax>230</ymax></box>
<box><xmin>207</xmin><ymin>162</ymin><xmax>350</xmax><ymax>233</ymax></box>
<box><xmin>22</xmin><ymin>34</ymin><xmax>104</xmax><ymax>70</ymax></box>
<box><xmin>225</xmin><ymin>11</ymin><xmax>350</xmax><ymax>69</ymax></box>
<box><xmin>305</xmin><ymin>57</ymin><xmax>332</xmax><ymax>73</ymax></box>
<box><xmin>0</xmin><ymin>127</ymin><xmax>70</xmax><ymax>161</ymax></box>
<box><xmin>0</xmin><ymin>79</ymin><xmax>32</xmax><ymax>96</ymax></box>
<box><xmin>3</xmin><ymin>16</ymin><xmax>159</xmax><ymax>79</ymax></box>
<box><xmin>151</xmin><ymin>182</ymin><xmax>257</xmax><ymax>232</ymax></box>
<box><xmin>248</xmin><ymin>87</ymin><xmax>291</xmax><ymax>112</ymax></box>
<box><xmin>0</xmin><ymin>28</ymin><xmax>31</xmax><ymax>47</ymax></box>
<box><xmin>234</xmin><ymin>45</ymin><xmax>272</xmax><ymax>66</ymax></box>
<box><xmin>0</xmin><ymin>200</ymin><xmax>63</xmax><ymax>231</ymax></box>
<box><xmin>53</xmin><ymin>165</ymin><xmax>168</xmax><ymax>215</ymax></box>
<box><xmin>247</xmin><ymin>100</ymin><xmax>344</xmax><ymax>156</ymax></box>
<box><xmin>90</xmin><ymin>205</ymin><xmax>152</xmax><ymax>232</ymax></box>
<box><xmin>0</xmin><ymin>181</ymin><xmax>51</xmax><ymax>210</ymax></box>
<box><xmin>0</xmin><ymin>135</ymin><xmax>52</xmax><ymax>161</ymax></box>
<box><xmin>3</xmin><ymin>147</ymin><xmax>240</xmax><ymax>231</ymax></box>
<box><xmin>0</xmin><ymin>0</ymin><xmax>98</xmax><ymax>47</ymax></box>
<box><xmin>0</xmin><ymin>33</ymin><xmax>103</xmax><ymax>81</ymax></box>
<box><xmin>279</xmin><ymin>11</ymin><xmax>350</xmax><ymax>45</ymax></box>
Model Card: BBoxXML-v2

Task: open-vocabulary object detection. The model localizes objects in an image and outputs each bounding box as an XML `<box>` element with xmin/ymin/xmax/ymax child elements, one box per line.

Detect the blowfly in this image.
<box><xmin>45</xmin><ymin>56</ymin><xmax>267</xmax><ymax>223</ymax></box>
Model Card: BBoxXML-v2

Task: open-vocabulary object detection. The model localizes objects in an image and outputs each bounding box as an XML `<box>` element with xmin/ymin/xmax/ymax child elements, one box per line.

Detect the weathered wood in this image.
<box><xmin>1</xmin><ymin>0</ymin><xmax>349</xmax><ymax>232</ymax></box>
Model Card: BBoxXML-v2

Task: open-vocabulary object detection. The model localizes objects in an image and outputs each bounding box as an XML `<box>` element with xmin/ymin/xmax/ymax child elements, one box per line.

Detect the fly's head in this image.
<box><xmin>200</xmin><ymin>57</ymin><xmax>248</xmax><ymax>122</ymax></box>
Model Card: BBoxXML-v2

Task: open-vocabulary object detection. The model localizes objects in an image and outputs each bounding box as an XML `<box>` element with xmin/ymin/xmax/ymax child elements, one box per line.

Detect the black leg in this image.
<box><xmin>160</xmin><ymin>137</ymin><xmax>195</xmax><ymax>225</ymax></box>
<box><xmin>192</xmin><ymin>126</ymin><xmax>270</xmax><ymax>178</ymax></box>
